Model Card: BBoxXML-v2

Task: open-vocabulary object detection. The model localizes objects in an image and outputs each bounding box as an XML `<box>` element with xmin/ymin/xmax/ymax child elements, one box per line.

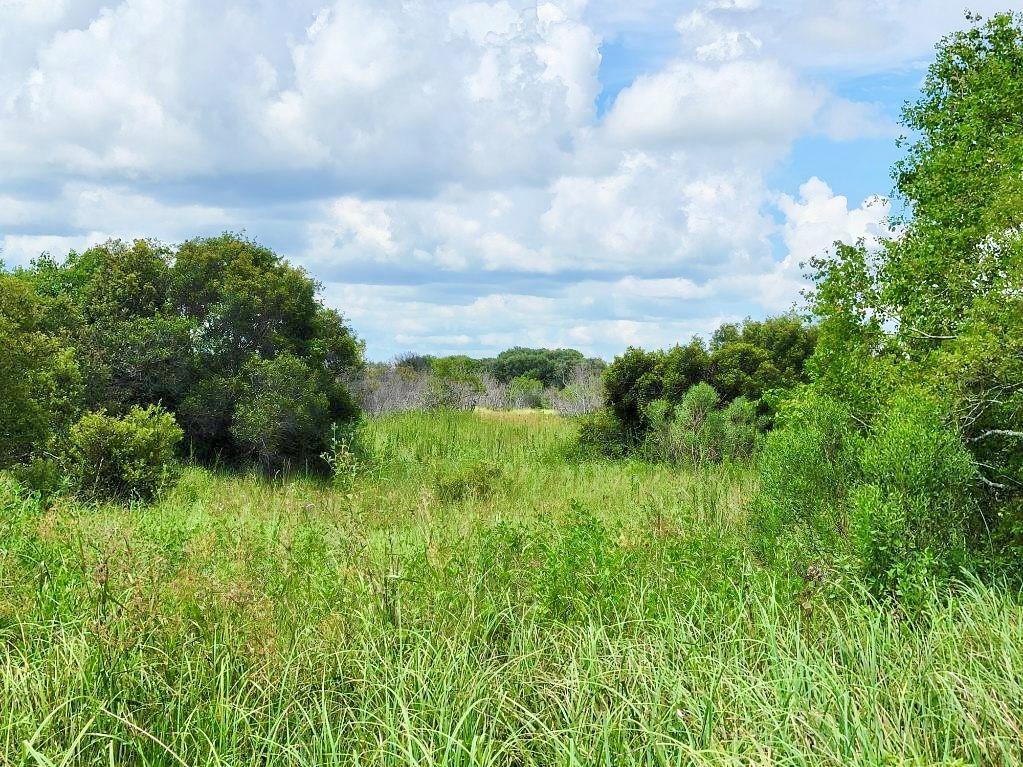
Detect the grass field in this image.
<box><xmin>2</xmin><ymin>410</ymin><xmax>1022</xmax><ymax>766</ymax></box>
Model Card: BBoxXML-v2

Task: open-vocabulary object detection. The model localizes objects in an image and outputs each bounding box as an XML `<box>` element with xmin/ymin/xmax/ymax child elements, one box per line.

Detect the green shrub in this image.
<box><xmin>507</xmin><ymin>375</ymin><xmax>545</xmax><ymax>409</ymax></box>
<box><xmin>671</xmin><ymin>382</ymin><xmax>725</xmax><ymax>464</ymax></box>
<box><xmin>850</xmin><ymin>391</ymin><xmax>977</xmax><ymax>600</ymax></box>
<box><xmin>68</xmin><ymin>405</ymin><xmax>183</xmax><ymax>501</ymax></box>
<box><xmin>577</xmin><ymin>407</ymin><xmax>629</xmax><ymax>458</ymax></box>
<box><xmin>0</xmin><ymin>275</ymin><xmax>83</xmax><ymax>467</ymax></box>
<box><xmin>231</xmin><ymin>354</ymin><xmax>332</xmax><ymax>472</ymax></box>
<box><xmin>8</xmin><ymin>457</ymin><xmax>65</xmax><ymax>505</ymax></box>
<box><xmin>752</xmin><ymin>390</ymin><xmax>862</xmax><ymax>566</ymax></box>
<box><xmin>722</xmin><ymin>396</ymin><xmax>759</xmax><ymax>461</ymax></box>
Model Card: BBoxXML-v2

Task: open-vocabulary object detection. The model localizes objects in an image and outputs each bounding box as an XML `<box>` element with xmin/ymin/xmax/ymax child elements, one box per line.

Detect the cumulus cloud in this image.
<box><xmin>0</xmin><ymin>0</ymin><xmax>966</xmax><ymax>358</ymax></box>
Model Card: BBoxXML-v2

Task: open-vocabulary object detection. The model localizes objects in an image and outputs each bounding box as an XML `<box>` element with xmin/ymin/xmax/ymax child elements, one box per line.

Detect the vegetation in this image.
<box><xmin>4</xmin><ymin>412</ymin><xmax>1023</xmax><ymax>766</ymax></box>
<box><xmin>585</xmin><ymin>313</ymin><xmax>817</xmax><ymax>457</ymax></box>
<box><xmin>5</xmin><ymin>234</ymin><xmax>362</xmax><ymax>482</ymax></box>
<box><xmin>1</xmin><ymin>11</ymin><xmax>1022</xmax><ymax>766</ymax></box>
<box><xmin>755</xmin><ymin>11</ymin><xmax>1023</xmax><ymax>595</ymax></box>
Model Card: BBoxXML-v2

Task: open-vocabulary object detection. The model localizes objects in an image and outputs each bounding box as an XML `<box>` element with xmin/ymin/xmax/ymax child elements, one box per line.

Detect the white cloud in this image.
<box><xmin>603</xmin><ymin>59</ymin><xmax>822</xmax><ymax>148</ymax></box>
<box><xmin>0</xmin><ymin>0</ymin><xmax>966</xmax><ymax>358</ymax></box>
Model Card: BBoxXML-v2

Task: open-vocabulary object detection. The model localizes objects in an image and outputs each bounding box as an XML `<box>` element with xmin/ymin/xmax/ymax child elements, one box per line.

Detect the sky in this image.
<box><xmin>0</xmin><ymin>0</ymin><xmax>1010</xmax><ymax>360</ymax></box>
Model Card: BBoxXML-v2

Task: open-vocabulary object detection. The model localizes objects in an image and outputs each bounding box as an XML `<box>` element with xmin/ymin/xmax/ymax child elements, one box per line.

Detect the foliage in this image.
<box><xmin>428</xmin><ymin>355</ymin><xmax>484</xmax><ymax>409</ymax></box>
<box><xmin>506</xmin><ymin>375</ymin><xmax>545</xmax><ymax>409</ymax></box>
<box><xmin>487</xmin><ymin>347</ymin><xmax>600</xmax><ymax>388</ymax></box>
<box><xmin>0</xmin><ymin>274</ymin><xmax>82</xmax><ymax>467</ymax></box>
<box><xmin>577</xmin><ymin>407</ymin><xmax>629</xmax><ymax>458</ymax></box>
<box><xmin>8</xmin><ymin>233</ymin><xmax>363</xmax><ymax>469</ymax></box>
<box><xmin>231</xmin><ymin>354</ymin><xmax>341</xmax><ymax>472</ymax></box>
<box><xmin>641</xmin><ymin>384</ymin><xmax>759</xmax><ymax>465</ymax></box>
<box><xmin>850</xmin><ymin>391</ymin><xmax>978</xmax><ymax>602</ymax></box>
<box><xmin>598</xmin><ymin>315</ymin><xmax>817</xmax><ymax>453</ymax></box>
<box><xmin>780</xmin><ymin>12</ymin><xmax>1023</xmax><ymax>580</ymax></box>
<box><xmin>68</xmin><ymin>405</ymin><xmax>183</xmax><ymax>501</ymax></box>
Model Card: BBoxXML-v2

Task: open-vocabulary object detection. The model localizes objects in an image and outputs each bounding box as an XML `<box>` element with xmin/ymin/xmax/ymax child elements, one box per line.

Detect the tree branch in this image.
<box><xmin>971</xmin><ymin>429</ymin><xmax>1023</xmax><ymax>442</ymax></box>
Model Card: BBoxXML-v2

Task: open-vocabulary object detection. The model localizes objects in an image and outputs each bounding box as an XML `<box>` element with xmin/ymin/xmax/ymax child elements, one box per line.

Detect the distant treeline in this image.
<box><xmin>356</xmin><ymin>348</ymin><xmax>606</xmax><ymax>415</ymax></box>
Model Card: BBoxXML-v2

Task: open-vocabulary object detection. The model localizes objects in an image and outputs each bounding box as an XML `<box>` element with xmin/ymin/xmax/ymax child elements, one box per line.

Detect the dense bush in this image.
<box><xmin>598</xmin><ymin>314</ymin><xmax>817</xmax><ymax>452</ymax></box>
<box><xmin>507</xmin><ymin>376</ymin><xmax>545</xmax><ymax>409</ymax></box>
<box><xmin>11</xmin><ymin>234</ymin><xmax>364</xmax><ymax>470</ymax></box>
<box><xmin>850</xmin><ymin>392</ymin><xmax>978</xmax><ymax>599</ymax></box>
<box><xmin>487</xmin><ymin>347</ymin><xmax>602</xmax><ymax>388</ymax></box>
<box><xmin>577</xmin><ymin>408</ymin><xmax>629</xmax><ymax>458</ymax></box>
<box><xmin>752</xmin><ymin>12</ymin><xmax>1023</xmax><ymax>593</ymax></box>
<box><xmin>0</xmin><ymin>275</ymin><xmax>82</xmax><ymax>467</ymax></box>
<box><xmin>68</xmin><ymin>406</ymin><xmax>183</xmax><ymax>501</ymax></box>
<box><xmin>752</xmin><ymin>391</ymin><xmax>862</xmax><ymax>568</ymax></box>
<box><xmin>640</xmin><ymin>383</ymin><xmax>759</xmax><ymax>465</ymax></box>
<box><xmin>231</xmin><ymin>354</ymin><xmax>339</xmax><ymax>472</ymax></box>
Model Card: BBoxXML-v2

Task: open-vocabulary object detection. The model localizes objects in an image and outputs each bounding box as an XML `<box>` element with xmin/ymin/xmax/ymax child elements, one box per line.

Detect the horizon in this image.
<box><xmin>0</xmin><ymin>1</ymin><xmax>1005</xmax><ymax>359</ymax></box>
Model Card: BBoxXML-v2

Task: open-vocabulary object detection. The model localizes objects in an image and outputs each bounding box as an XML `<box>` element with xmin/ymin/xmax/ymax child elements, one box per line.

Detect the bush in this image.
<box><xmin>433</xmin><ymin>460</ymin><xmax>503</xmax><ymax>502</ymax></box>
<box><xmin>850</xmin><ymin>391</ymin><xmax>978</xmax><ymax>600</ymax></box>
<box><xmin>68</xmin><ymin>406</ymin><xmax>183</xmax><ymax>501</ymax></box>
<box><xmin>752</xmin><ymin>390</ymin><xmax>862</xmax><ymax>567</ymax></box>
<box><xmin>507</xmin><ymin>376</ymin><xmax>545</xmax><ymax>409</ymax></box>
<box><xmin>722</xmin><ymin>396</ymin><xmax>759</xmax><ymax>461</ymax></box>
<box><xmin>8</xmin><ymin>457</ymin><xmax>65</xmax><ymax>505</ymax></box>
<box><xmin>231</xmin><ymin>354</ymin><xmax>332</xmax><ymax>472</ymax></box>
<box><xmin>577</xmin><ymin>407</ymin><xmax>629</xmax><ymax>458</ymax></box>
<box><xmin>0</xmin><ymin>275</ymin><xmax>82</xmax><ymax>467</ymax></box>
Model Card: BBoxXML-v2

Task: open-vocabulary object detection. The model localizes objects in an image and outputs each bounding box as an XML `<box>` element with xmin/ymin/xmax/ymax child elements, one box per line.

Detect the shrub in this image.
<box><xmin>68</xmin><ymin>406</ymin><xmax>183</xmax><ymax>501</ymax></box>
<box><xmin>850</xmin><ymin>391</ymin><xmax>978</xmax><ymax>600</ymax></box>
<box><xmin>672</xmin><ymin>382</ymin><xmax>725</xmax><ymax>464</ymax></box>
<box><xmin>577</xmin><ymin>407</ymin><xmax>629</xmax><ymax>458</ymax></box>
<box><xmin>8</xmin><ymin>457</ymin><xmax>65</xmax><ymax>505</ymax></box>
<box><xmin>433</xmin><ymin>460</ymin><xmax>503</xmax><ymax>502</ymax></box>
<box><xmin>507</xmin><ymin>375</ymin><xmax>545</xmax><ymax>409</ymax></box>
<box><xmin>0</xmin><ymin>275</ymin><xmax>83</xmax><ymax>467</ymax></box>
<box><xmin>231</xmin><ymin>354</ymin><xmax>332</xmax><ymax>472</ymax></box>
<box><xmin>752</xmin><ymin>390</ymin><xmax>862</xmax><ymax>566</ymax></box>
<box><xmin>428</xmin><ymin>356</ymin><xmax>484</xmax><ymax>410</ymax></box>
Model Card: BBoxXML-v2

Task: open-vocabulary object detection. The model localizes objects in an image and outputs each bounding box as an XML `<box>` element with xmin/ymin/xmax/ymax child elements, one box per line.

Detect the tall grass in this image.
<box><xmin>1</xmin><ymin>411</ymin><xmax>1021</xmax><ymax>765</ymax></box>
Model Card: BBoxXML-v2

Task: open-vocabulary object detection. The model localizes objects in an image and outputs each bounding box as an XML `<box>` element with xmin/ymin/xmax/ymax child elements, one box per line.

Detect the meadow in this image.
<box><xmin>2</xmin><ymin>410</ymin><xmax>1021</xmax><ymax>766</ymax></box>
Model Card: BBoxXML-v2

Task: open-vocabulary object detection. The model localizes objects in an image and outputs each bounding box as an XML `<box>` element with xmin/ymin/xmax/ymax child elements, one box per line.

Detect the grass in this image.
<box><xmin>1</xmin><ymin>410</ymin><xmax>1022</xmax><ymax>765</ymax></box>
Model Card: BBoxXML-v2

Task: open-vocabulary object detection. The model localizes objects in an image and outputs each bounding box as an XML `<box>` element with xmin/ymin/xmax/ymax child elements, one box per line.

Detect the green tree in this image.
<box><xmin>0</xmin><ymin>275</ymin><xmax>82</xmax><ymax>467</ymax></box>
<box><xmin>231</xmin><ymin>354</ymin><xmax>332</xmax><ymax>472</ymax></box>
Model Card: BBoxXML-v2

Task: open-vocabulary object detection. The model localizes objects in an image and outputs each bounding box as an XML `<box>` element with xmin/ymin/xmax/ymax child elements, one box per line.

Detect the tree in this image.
<box><xmin>0</xmin><ymin>275</ymin><xmax>82</xmax><ymax>467</ymax></box>
<box><xmin>9</xmin><ymin>233</ymin><xmax>364</xmax><ymax>469</ymax></box>
<box><xmin>790</xmin><ymin>11</ymin><xmax>1023</xmax><ymax>570</ymax></box>
<box><xmin>489</xmin><ymin>347</ymin><xmax>589</xmax><ymax>388</ymax></box>
<box><xmin>231</xmin><ymin>354</ymin><xmax>332</xmax><ymax>472</ymax></box>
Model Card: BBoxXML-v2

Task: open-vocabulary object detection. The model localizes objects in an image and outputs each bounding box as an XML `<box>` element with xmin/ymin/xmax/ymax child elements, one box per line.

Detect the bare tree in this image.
<box><xmin>548</xmin><ymin>363</ymin><xmax>603</xmax><ymax>415</ymax></box>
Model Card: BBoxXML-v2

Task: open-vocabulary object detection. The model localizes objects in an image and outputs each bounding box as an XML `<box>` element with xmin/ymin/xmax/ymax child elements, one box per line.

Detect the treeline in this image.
<box><xmin>1</xmin><ymin>234</ymin><xmax>364</xmax><ymax>497</ymax></box>
<box><xmin>356</xmin><ymin>348</ymin><xmax>605</xmax><ymax>415</ymax></box>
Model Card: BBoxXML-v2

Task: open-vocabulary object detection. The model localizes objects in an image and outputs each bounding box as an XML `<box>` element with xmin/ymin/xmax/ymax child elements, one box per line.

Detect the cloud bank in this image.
<box><xmin>0</xmin><ymin>0</ymin><xmax>999</xmax><ymax>358</ymax></box>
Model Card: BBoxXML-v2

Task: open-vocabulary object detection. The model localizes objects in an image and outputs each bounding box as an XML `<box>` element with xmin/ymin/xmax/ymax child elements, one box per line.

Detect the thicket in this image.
<box><xmin>0</xmin><ymin>234</ymin><xmax>364</xmax><ymax>496</ymax></box>
<box><xmin>754</xmin><ymin>12</ymin><xmax>1023</xmax><ymax>598</ymax></box>
<box><xmin>582</xmin><ymin>313</ymin><xmax>817</xmax><ymax>459</ymax></box>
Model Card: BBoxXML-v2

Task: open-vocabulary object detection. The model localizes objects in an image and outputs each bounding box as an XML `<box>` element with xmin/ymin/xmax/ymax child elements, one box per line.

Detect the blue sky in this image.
<box><xmin>0</xmin><ymin>1</ymin><xmax>1007</xmax><ymax>359</ymax></box>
